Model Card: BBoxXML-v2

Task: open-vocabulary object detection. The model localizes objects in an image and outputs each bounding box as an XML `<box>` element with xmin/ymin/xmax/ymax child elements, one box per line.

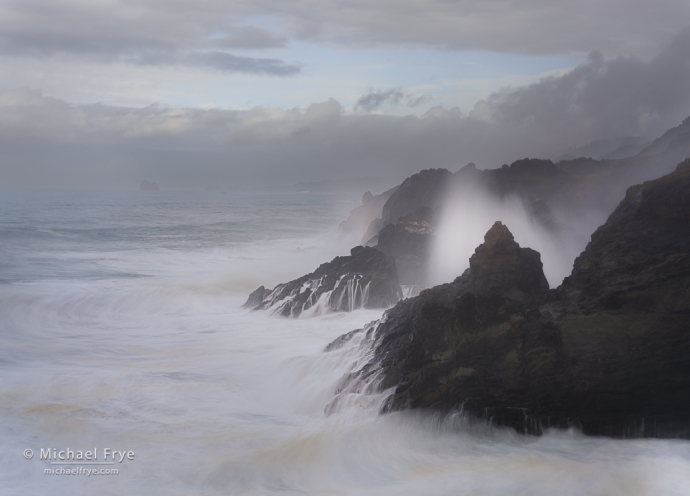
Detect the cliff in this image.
<box><xmin>327</xmin><ymin>160</ymin><xmax>690</xmax><ymax>437</ymax></box>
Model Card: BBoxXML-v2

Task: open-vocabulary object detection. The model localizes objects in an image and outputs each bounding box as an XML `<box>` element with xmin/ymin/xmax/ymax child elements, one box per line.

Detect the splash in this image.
<box><xmin>428</xmin><ymin>178</ymin><xmax>607</xmax><ymax>287</ymax></box>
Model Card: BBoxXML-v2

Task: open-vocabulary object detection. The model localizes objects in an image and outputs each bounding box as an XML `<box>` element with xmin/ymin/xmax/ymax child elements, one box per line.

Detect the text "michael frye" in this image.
<box><xmin>40</xmin><ymin>448</ymin><xmax>134</xmax><ymax>462</ymax></box>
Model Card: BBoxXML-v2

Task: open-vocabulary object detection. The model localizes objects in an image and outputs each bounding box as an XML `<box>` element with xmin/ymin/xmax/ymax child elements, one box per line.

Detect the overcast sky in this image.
<box><xmin>1</xmin><ymin>0</ymin><xmax>690</xmax><ymax>189</ymax></box>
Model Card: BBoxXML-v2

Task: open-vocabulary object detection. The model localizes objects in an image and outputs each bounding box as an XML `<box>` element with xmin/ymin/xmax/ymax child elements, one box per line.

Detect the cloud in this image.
<box><xmin>275</xmin><ymin>0</ymin><xmax>690</xmax><ymax>57</ymax></box>
<box><xmin>470</xmin><ymin>28</ymin><xmax>690</xmax><ymax>148</ymax></box>
<box><xmin>1</xmin><ymin>29</ymin><xmax>689</xmax><ymax>189</ymax></box>
<box><xmin>0</xmin><ymin>0</ymin><xmax>688</xmax><ymax>70</ymax></box>
<box><xmin>132</xmin><ymin>51</ymin><xmax>299</xmax><ymax>75</ymax></box>
<box><xmin>0</xmin><ymin>0</ymin><xmax>298</xmax><ymax>75</ymax></box>
<box><xmin>355</xmin><ymin>88</ymin><xmax>432</xmax><ymax>112</ymax></box>
<box><xmin>211</xmin><ymin>27</ymin><xmax>288</xmax><ymax>50</ymax></box>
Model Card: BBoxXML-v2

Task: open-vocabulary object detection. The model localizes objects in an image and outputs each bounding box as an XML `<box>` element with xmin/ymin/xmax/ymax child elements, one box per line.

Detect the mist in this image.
<box><xmin>428</xmin><ymin>178</ymin><xmax>609</xmax><ymax>288</ymax></box>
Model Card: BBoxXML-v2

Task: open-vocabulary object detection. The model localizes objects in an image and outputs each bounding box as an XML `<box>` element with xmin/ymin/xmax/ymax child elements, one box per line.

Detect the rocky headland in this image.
<box><xmin>326</xmin><ymin>159</ymin><xmax>690</xmax><ymax>438</ymax></box>
<box><xmin>244</xmin><ymin>246</ymin><xmax>403</xmax><ymax>317</ymax></box>
<box><xmin>339</xmin><ymin>117</ymin><xmax>690</xmax><ymax>290</ymax></box>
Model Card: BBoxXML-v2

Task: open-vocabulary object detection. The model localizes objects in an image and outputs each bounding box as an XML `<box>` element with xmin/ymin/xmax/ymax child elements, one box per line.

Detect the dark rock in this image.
<box><xmin>381</xmin><ymin>168</ymin><xmax>452</xmax><ymax>225</ymax></box>
<box><xmin>376</xmin><ymin>206</ymin><xmax>437</xmax><ymax>287</ymax></box>
<box><xmin>480</xmin><ymin>158</ymin><xmax>569</xmax><ymax>230</ymax></box>
<box><xmin>463</xmin><ymin>221</ymin><xmax>549</xmax><ymax>302</ymax></box>
<box><xmin>242</xmin><ymin>285</ymin><xmax>268</xmax><ymax>309</ymax></box>
<box><xmin>363</xmin><ymin>119</ymin><xmax>690</xmax><ymax>289</ymax></box>
<box><xmin>327</xmin><ymin>163</ymin><xmax>690</xmax><ymax>438</ymax></box>
<box><xmin>245</xmin><ymin>246</ymin><xmax>403</xmax><ymax>317</ymax></box>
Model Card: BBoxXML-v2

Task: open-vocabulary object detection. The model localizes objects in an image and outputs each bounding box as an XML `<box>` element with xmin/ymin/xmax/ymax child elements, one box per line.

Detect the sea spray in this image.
<box><xmin>1</xmin><ymin>190</ymin><xmax>689</xmax><ymax>495</ymax></box>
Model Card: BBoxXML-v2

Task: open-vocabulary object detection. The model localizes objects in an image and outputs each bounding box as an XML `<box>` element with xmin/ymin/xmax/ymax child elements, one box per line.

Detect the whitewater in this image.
<box><xmin>1</xmin><ymin>190</ymin><xmax>689</xmax><ymax>495</ymax></box>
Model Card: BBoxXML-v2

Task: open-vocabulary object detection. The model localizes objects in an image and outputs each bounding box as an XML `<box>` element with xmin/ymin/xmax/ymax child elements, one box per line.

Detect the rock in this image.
<box><xmin>381</xmin><ymin>168</ymin><xmax>451</xmax><ymax>225</ymax></box>
<box><xmin>140</xmin><ymin>180</ymin><xmax>159</xmax><ymax>191</ymax></box>
<box><xmin>339</xmin><ymin>186</ymin><xmax>398</xmax><ymax>240</ymax></box>
<box><xmin>242</xmin><ymin>286</ymin><xmax>268</xmax><ymax>309</ymax></box>
<box><xmin>245</xmin><ymin>246</ymin><xmax>403</xmax><ymax>317</ymax></box>
<box><xmin>375</xmin><ymin>206</ymin><xmax>437</xmax><ymax>287</ymax></box>
<box><xmin>362</xmin><ymin>119</ymin><xmax>690</xmax><ymax>289</ymax></box>
<box><xmin>327</xmin><ymin>163</ymin><xmax>690</xmax><ymax>438</ymax></box>
<box><xmin>466</xmin><ymin>221</ymin><xmax>549</xmax><ymax>302</ymax></box>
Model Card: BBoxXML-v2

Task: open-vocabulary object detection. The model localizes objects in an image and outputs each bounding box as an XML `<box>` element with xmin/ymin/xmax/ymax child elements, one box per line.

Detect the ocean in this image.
<box><xmin>1</xmin><ymin>190</ymin><xmax>689</xmax><ymax>495</ymax></box>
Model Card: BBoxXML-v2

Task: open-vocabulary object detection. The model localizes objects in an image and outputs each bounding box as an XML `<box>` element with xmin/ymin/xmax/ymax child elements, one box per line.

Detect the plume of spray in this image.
<box><xmin>428</xmin><ymin>177</ymin><xmax>608</xmax><ymax>288</ymax></box>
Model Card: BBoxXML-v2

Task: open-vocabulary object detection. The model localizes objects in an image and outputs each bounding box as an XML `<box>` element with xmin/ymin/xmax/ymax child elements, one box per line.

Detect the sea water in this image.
<box><xmin>1</xmin><ymin>190</ymin><xmax>689</xmax><ymax>495</ymax></box>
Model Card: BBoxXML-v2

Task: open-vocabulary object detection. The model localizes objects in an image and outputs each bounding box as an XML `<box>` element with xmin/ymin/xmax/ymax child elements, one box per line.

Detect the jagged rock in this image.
<box><xmin>466</xmin><ymin>221</ymin><xmax>549</xmax><ymax>301</ymax></box>
<box><xmin>327</xmin><ymin>163</ymin><xmax>690</xmax><ymax>438</ymax></box>
<box><xmin>245</xmin><ymin>246</ymin><xmax>403</xmax><ymax>317</ymax></box>
<box><xmin>242</xmin><ymin>286</ymin><xmax>268</xmax><ymax>309</ymax></box>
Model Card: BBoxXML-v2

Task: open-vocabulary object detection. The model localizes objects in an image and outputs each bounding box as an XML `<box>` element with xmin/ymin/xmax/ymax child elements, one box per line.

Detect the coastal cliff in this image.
<box><xmin>327</xmin><ymin>160</ymin><xmax>690</xmax><ymax>438</ymax></box>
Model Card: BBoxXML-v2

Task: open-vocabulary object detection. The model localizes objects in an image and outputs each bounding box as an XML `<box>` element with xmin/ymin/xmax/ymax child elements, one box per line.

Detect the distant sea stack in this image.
<box><xmin>244</xmin><ymin>246</ymin><xmax>403</xmax><ymax>318</ymax></box>
<box><xmin>327</xmin><ymin>160</ymin><xmax>690</xmax><ymax>438</ymax></box>
<box><xmin>140</xmin><ymin>180</ymin><xmax>159</xmax><ymax>191</ymax></box>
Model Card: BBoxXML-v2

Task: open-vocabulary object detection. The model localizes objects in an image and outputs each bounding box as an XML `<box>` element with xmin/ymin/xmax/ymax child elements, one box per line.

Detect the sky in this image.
<box><xmin>1</xmin><ymin>0</ymin><xmax>690</xmax><ymax>189</ymax></box>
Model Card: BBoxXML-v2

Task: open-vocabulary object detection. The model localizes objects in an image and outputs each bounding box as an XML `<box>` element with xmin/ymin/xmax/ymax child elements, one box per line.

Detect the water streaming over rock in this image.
<box><xmin>1</xmin><ymin>190</ymin><xmax>689</xmax><ymax>495</ymax></box>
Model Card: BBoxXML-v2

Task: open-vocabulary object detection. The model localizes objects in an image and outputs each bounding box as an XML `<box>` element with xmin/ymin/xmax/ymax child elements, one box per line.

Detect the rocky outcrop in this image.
<box><xmin>339</xmin><ymin>187</ymin><xmax>398</xmax><ymax>240</ymax></box>
<box><xmin>375</xmin><ymin>206</ymin><xmax>436</xmax><ymax>288</ymax></box>
<box><xmin>381</xmin><ymin>168</ymin><xmax>451</xmax><ymax>225</ymax></box>
<box><xmin>327</xmin><ymin>161</ymin><xmax>690</xmax><ymax>438</ymax></box>
<box><xmin>242</xmin><ymin>286</ymin><xmax>267</xmax><ymax>309</ymax></box>
<box><xmin>352</xmin><ymin>120</ymin><xmax>690</xmax><ymax>289</ymax></box>
<box><xmin>244</xmin><ymin>246</ymin><xmax>403</xmax><ymax>317</ymax></box>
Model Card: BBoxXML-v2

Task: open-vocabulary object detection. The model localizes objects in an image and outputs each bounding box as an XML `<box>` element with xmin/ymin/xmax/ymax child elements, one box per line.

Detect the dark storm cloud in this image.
<box><xmin>130</xmin><ymin>51</ymin><xmax>299</xmax><ymax>75</ymax></box>
<box><xmin>275</xmin><ymin>0</ymin><xmax>690</xmax><ymax>57</ymax></box>
<box><xmin>355</xmin><ymin>89</ymin><xmax>432</xmax><ymax>112</ymax></box>
<box><xmin>469</xmin><ymin>28</ymin><xmax>690</xmax><ymax>149</ymax></box>
<box><xmin>1</xmin><ymin>29</ymin><xmax>690</xmax><ymax>189</ymax></box>
<box><xmin>0</xmin><ymin>0</ymin><xmax>298</xmax><ymax>75</ymax></box>
<box><xmin>355</xmin><ymin>89</ymin><xmax>405</xmax><ymax>112</ymax></box>
<box><xmin>0</xmin><ymin>0</ymin><xmax>688</xmax><ymax>67</ymax></box>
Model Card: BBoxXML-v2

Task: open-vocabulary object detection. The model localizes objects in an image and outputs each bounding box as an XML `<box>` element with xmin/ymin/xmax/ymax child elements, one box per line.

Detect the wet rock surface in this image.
<box><xmin>376</xmin><ymin>206</ymin><xmax>436</xmax><ymax>287</ymax></box>
<box><xmin>244</xmin><ymin>246</ymin><xmax>403</xmax><ymax>317</ymax></box>
<box><xmin>328</xmin><ymin>162</ymin><xmax>690</xmax><ymax>438</ymax></box>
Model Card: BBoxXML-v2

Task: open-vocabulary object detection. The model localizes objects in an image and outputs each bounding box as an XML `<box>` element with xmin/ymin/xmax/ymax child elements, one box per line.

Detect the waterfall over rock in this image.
<box><xmin>326</xmin><ymin>161</ymin><xmax>690</xmax><ymax>438</ymax></box>
<box><xmin>244</xmin><ymin>246</ymin><xmax>404</xmax><ymax>317</ymax></box>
